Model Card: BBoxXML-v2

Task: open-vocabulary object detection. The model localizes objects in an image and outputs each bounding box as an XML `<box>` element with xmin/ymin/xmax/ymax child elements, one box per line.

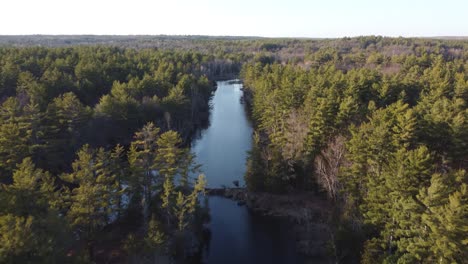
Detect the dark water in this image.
<box><xmin>191</xmin><ymin>80</ymin><xmax>304</xmax><ymax>264</ymax></box>
<box><xmin>191</xmin><ymin>80</ymin><xmax>252</xmax><ymax>188</ymax></box>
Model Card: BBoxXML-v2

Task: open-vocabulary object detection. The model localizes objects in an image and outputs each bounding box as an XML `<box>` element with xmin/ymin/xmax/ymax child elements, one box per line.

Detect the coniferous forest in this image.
<box><xmin>0</xmin><ymin>36</ymin><xmax>467</xmax><ymax>263</ymax></box>
<box><xmin>241</xmin><ymin>38</ymin><xmax>468</xmax><ymax>263</ymax></box>
<box><xmin>0</xmin><ymin>46</ymin><xmax>216</xmax><ymax>262</ymax></box>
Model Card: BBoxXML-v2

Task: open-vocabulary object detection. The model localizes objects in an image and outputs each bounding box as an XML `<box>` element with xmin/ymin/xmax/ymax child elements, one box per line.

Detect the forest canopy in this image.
<box><xmin>241</xmin><ymin>36</ymin><xmax>468</xmax><ymax>263</ymax></box>
<box><xmin>0</xmin><ymin>35</ymin><xmax>467</xmax><ymax>263</ymax></box>
<box><xmin>0</xmin><ymin>46</ymin><xmax>217</xmax><ymax>262</ymax></box>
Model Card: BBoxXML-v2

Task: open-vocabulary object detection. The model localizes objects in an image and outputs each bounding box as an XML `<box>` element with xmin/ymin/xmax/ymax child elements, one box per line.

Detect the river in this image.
<box><xmin>191</xmin><ymin>80</ymin><xmax>304</xmax><ymax>264</ymax></box>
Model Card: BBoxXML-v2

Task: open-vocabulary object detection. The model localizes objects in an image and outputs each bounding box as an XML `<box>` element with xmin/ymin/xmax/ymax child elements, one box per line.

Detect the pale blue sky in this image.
<box><xmin>1</xmin><ymin>0</ymin><xmax>467</xmax><ymax>37</ymax></box>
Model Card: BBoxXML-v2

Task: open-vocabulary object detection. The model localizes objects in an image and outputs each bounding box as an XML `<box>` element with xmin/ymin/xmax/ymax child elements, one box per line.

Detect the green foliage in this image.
<box><xmin>128</xmin><ymin>122</ymin><xmax>160</xmax><ymax>224</ymax></box>
<box><xmin>0</xmin><ymin>36</ymin><xmax>467</xmax><ymax>262</ymax></box>
<box><xmin>145</xmin><ymin>215</ymin><xmax>166</xmax><ymax>250</ymax></box>
<box><xmin>64</xmin><ymin>145</ymin><xmax>121</xmax><ymax>245</ymax></box>
<box><xmin>0</xmin><ymin>159</ymin><xmax>70</xmax><ymax>263</ymax></box>
<box><xmin>0</xmin><ymin>98</ymin><xmax>44</xmax><ymax>175</ymax></box>
<box><xmin>126</xmin><ymin>123</ymin><xmax>207</xmax><ymax>258</ymax></box>
<box><xmin>0</xmin><ymin>215</ymin><xmax>35</xmax><ymax>263</ymax></box>
<box><xmin>0</xmin><ymin>46</ymin><xmax>215</xmax><ymax>174</ymax></box>
<box><xmin>41</xmin><ymin>92</ymin><xmax>91</xmax><ymax>172</ymax></box>
<box><xmin>174</xmin><ymin>174</ymin><xmax>207</xmax><ymax>231</ymax></box>
<box><xmin>241</xmin><ymin>37</ymin><xmax>468</xmax><ymax>262</ymax></box>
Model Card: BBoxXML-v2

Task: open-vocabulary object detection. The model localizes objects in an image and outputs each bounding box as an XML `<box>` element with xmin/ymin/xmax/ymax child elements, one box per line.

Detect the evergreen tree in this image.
<box><xmin>64</xmin><ymin>145</ymin><xmax>121</xmax><ymax>259</ymax></box>
<box><xmin>155</xmin><ymin>131</ymin><xmax>183</xmax><ymax>221</ymax></box>
<box><xmin>0</xmin><ymin>98</ymin><xmax>33</xmax><ymax>175</ymax></box>
<box><xmin>0</xmin><ymin>158</ymin><xmax>69</xmax><ymax>263</ymax></box>
<box><xmin>128</xmin><ymin>122</ymin><xmax>160</xmax><ymax>226</ymax></box>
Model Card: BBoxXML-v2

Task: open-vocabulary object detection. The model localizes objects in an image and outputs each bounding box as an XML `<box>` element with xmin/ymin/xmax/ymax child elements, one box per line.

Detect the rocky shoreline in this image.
<box><xmin>206</xmin><ymin>188</ymin><xmax>333</xmax><ymax>260</ymax></box>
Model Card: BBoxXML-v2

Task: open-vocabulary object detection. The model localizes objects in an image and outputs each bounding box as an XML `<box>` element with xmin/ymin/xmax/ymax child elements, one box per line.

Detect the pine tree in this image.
<box><xmin>173</xmin><ymin>174</ymin><xmax>206</xmax><ymax>232</ymax></box>
<box><xmin>175</xmin><ymin>191</ymin><xmax>187</xmax><ymax>231</ymax></box>
<box><xmin>381</xmin><ymin>146</ymin><xmax>433</xmax><ymax>260</ymax></box>
<box><xmin>155</xmin><ymin>131</ymin><xmax>183</xmax><ymax>222</ymax></box>
<box><xmin>178</xmin><ymin>148</ymin><xmax>201</xmax><ymax>191</ymax></box>
<box><xmin>0</xmin><ymin>158</ymin><xmax>69</xmax><ymax>262</ymax></box>
<box><xmin>128</xmin><ymin>122</ymin><xmax>160</xmax><ymax>226</ymax></box>
<box><xmin>95</xmin><ymin>147</ymin><xmax>121</xmax><ymax>223</ymax></box>
<box><xmin>145</xmin><ymin>215</ymin><xmax>165</xmax><ymax>251</ymax></box>
<box><xmin>64</xmin><ymin>145</ymin><xmax>120</xmax><ymax>259</ymax></box>
<box><xmin>43</xmin><ymin>92</ymin><xmax>92</xmax><ymax>172</ymax></box>
<box><xmin>245</xmin><ymin>132</ymin><xmax>267</xmax><ymax>191</ymax></box>
<box><xmin>0</xmin><ymin>215</ymin><xmax>35</xmax><ymax>263</ymax></box>
<box><xmin>417</xmin><ymin>170</ymin><xmax>468</xmax><ymax>263</ymax></box>
<box><xmin>110</xmin><ymin>144</ymin><xmax>127</xmax><ymax>218</ymax></box>
<box><xmin>0</xmin><ymin>98</ymin><xmax>33</xmax><ymax>175</ymax></box>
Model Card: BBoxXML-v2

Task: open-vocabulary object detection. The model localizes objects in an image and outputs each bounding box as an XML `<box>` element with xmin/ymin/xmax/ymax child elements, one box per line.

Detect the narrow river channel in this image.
<box><xmin>191</xmin><ymin>80</ymin><xmax>304</xmax><ymax>264</ymax></box>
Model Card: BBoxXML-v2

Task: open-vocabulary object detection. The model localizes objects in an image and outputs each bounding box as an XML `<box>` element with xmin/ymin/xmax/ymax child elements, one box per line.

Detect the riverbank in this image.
<box><xmin>206</xmin><ymin>188</ymin><xmax>333</xmax><ymax>260</ymax></box>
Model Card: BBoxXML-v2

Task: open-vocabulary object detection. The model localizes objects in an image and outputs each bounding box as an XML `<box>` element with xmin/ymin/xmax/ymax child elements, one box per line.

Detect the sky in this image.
<box><xmin>1</xmin><ymin>0</ymin><xmax>467</xmax><ymax>37</ymax></box>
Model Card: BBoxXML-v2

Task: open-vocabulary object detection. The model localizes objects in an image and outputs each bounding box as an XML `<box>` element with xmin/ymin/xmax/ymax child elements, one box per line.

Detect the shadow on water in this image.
<box><xmin>191</xmin><ymin>80</ymin><xmax>305</xmax><ymax>264</ymax></box>
<box><xmin>202</xmin><ymin>197</ymin><xmax>304</xmax><ymax>264</ymax></box>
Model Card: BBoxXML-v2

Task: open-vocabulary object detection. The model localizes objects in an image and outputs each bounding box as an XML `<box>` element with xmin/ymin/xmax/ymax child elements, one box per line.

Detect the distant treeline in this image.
<box><xmin>1</xmin><ymin>35</ymin><xmax>467</xmax><ymax>63</ymax></box>
<box><xmin>0</xmin><ymin>36</ymin><xmax>467</xmax><ymax>263</ymax></box>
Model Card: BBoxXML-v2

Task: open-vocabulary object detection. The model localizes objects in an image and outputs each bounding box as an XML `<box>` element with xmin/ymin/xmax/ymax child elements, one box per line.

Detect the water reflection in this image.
<box><xmin>191</xmin><ymin>81</ymin><xmax>304</xmax><ymax>264</ymax></box>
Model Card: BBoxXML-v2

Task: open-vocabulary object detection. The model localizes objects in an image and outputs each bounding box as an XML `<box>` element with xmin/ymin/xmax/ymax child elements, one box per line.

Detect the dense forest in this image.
<box><xmin>242</xmin><ymin>37</ymin><xmax>468</xmax><ymax>262</ymax></box>
<box><xmin>0</xmin><ymin>36</ymin><xmax>467</xmax><ymax>263</ymax></box>
<box><xmin>0</xmin><ymin>46</ymin><xmax>217</xmax><ymax>262</ymax></box>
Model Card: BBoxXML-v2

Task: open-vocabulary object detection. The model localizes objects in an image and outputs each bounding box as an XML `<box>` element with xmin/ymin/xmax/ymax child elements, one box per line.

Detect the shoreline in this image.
<box><xmin>206</xmin><ymin>187</ymin><xmax>333</xmax><ymax>260</ymax></box>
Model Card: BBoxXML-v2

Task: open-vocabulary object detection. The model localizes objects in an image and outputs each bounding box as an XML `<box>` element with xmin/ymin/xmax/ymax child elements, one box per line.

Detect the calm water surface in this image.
<box><xmin>191</xmin><ymin>80</ymin><xmax>252</xmax><ymax>188</ymax></box>
<box><xmin>191</xmin><ymin>80</ymin><xmax>304</xmax><ymax>264</ymax></box>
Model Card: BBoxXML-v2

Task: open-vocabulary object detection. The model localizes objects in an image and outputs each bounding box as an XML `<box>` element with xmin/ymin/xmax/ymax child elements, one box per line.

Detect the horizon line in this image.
<box><xmin>1</xmin><ymin>34</ymin><xmax>468</xmax><ymax>40</ymax></box>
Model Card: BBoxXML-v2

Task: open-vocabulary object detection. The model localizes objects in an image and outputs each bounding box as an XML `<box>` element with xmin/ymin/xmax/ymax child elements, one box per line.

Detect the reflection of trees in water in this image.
<box><xmin>201</xmin><ymin>228</ymin><xmax>212</xmax><ymax>263</ymax></box>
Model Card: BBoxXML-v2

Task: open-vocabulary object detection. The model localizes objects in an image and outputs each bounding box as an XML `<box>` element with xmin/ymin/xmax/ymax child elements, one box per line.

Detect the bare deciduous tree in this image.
<box><xmin>314</xmin><ymin>135</ymin><xmax>346</xmax><ymax>200</ymax></box>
